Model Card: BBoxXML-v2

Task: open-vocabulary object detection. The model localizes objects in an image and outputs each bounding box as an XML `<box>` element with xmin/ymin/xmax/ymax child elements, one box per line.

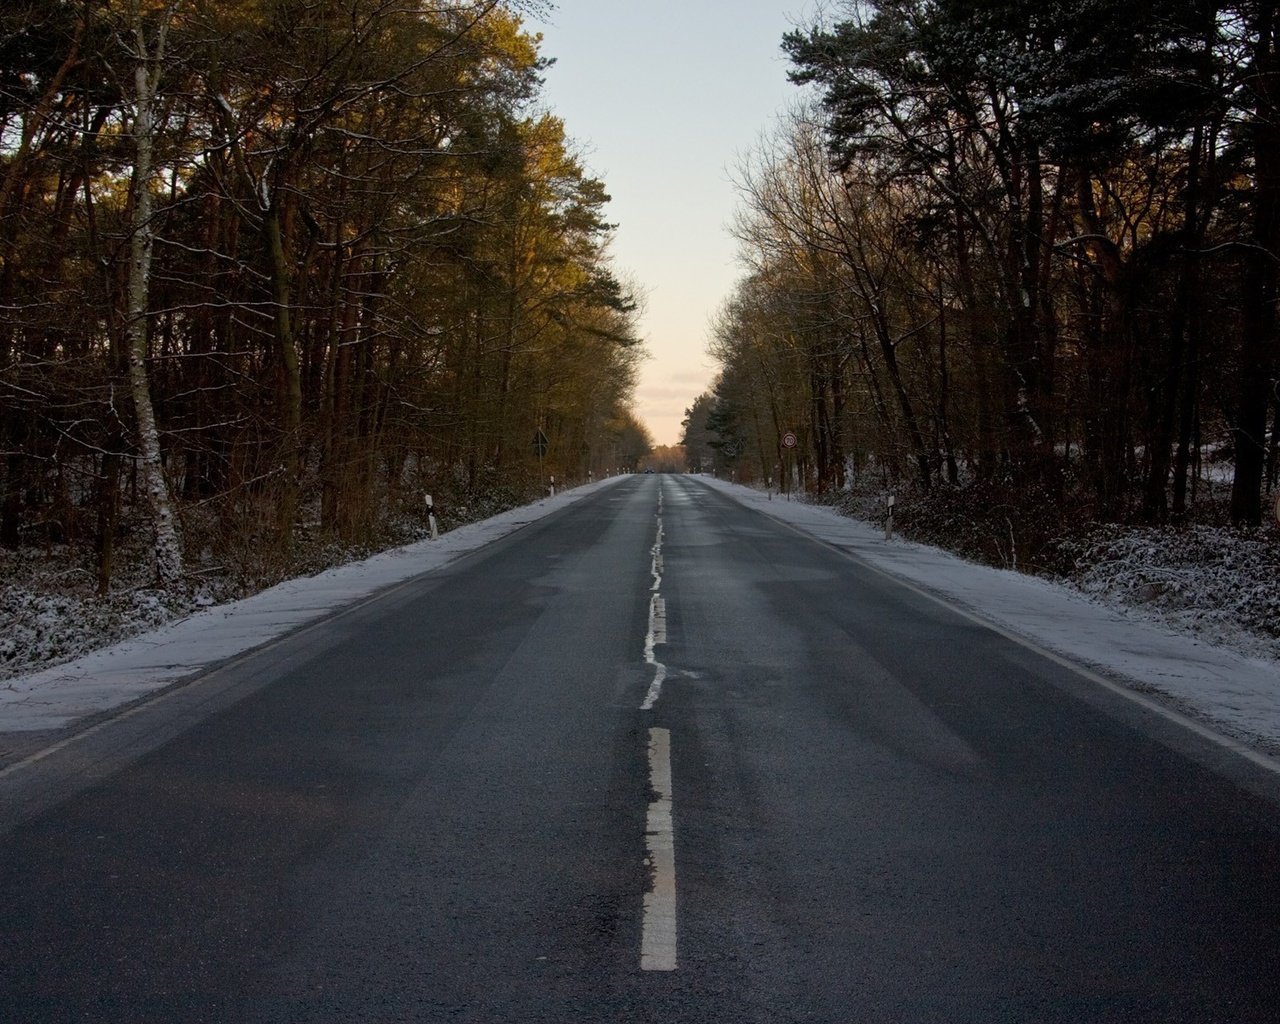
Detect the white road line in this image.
<box><xmin>640</xmin><ymin>494</ymin><xmax>669</xmax><ymax>711</ymax></box>
<box><xmin>650</xmin><ymin>595</ymin><xmax>667</xmax><ymax>645</ymax></box>
<box><xmin>641</xmin><ymin>726</ymin><xmax>677</xmax><ymax>971</ymax></box>
<box><xmin>650</xmin><ymin>518</ymin><xmax>664</xmax><ymax>591</ymax></box>
<box><xmin>640</xmin><ymin>594</ymin><xmax>668</xmax><ymax>711</ymax></box>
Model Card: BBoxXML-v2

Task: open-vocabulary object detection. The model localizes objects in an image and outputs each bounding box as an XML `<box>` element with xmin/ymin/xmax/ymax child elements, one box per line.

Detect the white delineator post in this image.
<box><xmin>549</xmin><ymin>475</ymin><xmax>556</xmax><ymax>498</ymax></box>
<box><xmin>885</xmin><ymin>494</ymin><xmax>895</xmax><ymax>541</ymax></box>
<box><xmin>425</xmin><ymin>494</ymin><xmax>438</xmax><ymax>540</ymax></box>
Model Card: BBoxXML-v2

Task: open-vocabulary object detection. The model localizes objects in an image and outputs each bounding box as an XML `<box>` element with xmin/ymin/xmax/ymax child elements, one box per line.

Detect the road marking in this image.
<box><xmin>641</xmin><ymin>493</ymin><xmax>669</xmax><ymax>711</ymax></box>
<box><xmin>641</xmin><ymin>726</ymin><xmax>677</xmax><ymax>971</ymax></box>
<box><xmin>640</xmin><ymin>595</ymin><xmax>668</xmax><ymax>711</ymax></box>
<box><xmin>649</xmin><ymin>595</ymin><xmax>667</xmax><ymax>646</ymax></box>
<box><xmin>650</xmin><ymin>515</ymin><xmax>664</xmax><ymax>591</ymax></box>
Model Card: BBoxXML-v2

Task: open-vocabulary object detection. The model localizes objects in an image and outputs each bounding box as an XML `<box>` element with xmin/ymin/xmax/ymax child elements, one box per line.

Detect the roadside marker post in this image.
<box><xmin>425</xmin><ymin>494</ymin><xmax>439</xmax><ymax>540</ymax></box>
<box><xmin>885</xmin><ymin>494</ymin><xmax>895</xmax><ymax>541</ymax></box>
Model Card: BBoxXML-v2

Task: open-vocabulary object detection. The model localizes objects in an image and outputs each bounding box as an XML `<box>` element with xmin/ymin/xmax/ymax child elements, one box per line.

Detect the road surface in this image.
<box><xmin>1</xmin><ymin>475</ymin><xmax>1278</xmax><ymax>1022</ymax></box>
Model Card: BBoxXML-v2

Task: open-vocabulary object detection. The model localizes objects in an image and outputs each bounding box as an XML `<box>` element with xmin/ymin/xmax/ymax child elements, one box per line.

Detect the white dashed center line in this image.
<box><xmin>640</xmin><ymin>494</ymin><xmax>668</xmax><ymax>711</ymax></box>
<box><xmin>641</xmin><ymin>726</ymin><xmax>677</xmax><ymax>972</ymax></box>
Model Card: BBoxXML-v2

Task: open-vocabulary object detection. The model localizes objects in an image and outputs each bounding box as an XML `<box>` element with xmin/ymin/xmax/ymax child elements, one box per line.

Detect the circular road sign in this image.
<box><xmin>781</xmin><ymin>431</ymin><xmax>797</xmax><ymax>449</ymax></box>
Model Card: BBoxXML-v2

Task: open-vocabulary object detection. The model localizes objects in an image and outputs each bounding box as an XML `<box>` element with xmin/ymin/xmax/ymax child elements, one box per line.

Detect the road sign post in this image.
<box><xmin>885</xmin><ymin>494</ymin><xmax>895</xmax><ymax>541</ymax></box>
<box><xmin>781</xmin><ymin>432</ymin><xmax>797</xmax><ymax>499</ymax></box>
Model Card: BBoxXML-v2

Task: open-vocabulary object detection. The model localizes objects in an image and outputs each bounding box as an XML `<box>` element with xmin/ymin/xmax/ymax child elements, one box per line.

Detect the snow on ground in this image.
<box><xmin>3</xmin><ymin>473</ymin><xmax>1278</xmax><ymax>767</ymax></box>
<box><xmin>698</xmin><ymin>478</ymin><xmax>1280</xmax><ymax>757</ymax></box>
<box><xmin>0</xmin><ymin>478</ymin><xmax>626</xmax><ymax>733</ymax></box>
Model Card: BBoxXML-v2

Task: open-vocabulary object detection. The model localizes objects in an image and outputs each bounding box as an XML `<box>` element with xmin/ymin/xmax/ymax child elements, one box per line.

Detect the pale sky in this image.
<box><xmin>529</xmin><ymin>2</ymin><xmax>812</xmax><ymax>446</ymax></box>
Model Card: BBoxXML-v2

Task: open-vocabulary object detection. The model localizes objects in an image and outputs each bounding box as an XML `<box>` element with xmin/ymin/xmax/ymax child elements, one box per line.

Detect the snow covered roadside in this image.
<box><xmin>0</xmin><ymin>477</ymin><xmax>627</xmax><ymax>733</ymax></box>
<box><xmin>700</xmin><ymin>477</ymin><xmax>1280</xmax><ymax>757</ymax></box>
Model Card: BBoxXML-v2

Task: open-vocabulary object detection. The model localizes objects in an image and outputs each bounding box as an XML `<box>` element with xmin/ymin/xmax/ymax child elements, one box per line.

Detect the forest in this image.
<box><xmin>0</xmin><ymin>0</ymin><xmax>651</xmax><ymax>599</ymax></box>
<box><xmin>686</xmin><ymin>0</ymin><xmax>1279</xmax><ymax>568</ymax></box>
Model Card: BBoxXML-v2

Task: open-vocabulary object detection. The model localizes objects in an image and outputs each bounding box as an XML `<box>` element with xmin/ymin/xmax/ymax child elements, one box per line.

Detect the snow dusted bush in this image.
<box><xmin>1051</xmin><ymin>524</ymin><xmax>1280</xmax><ymax>658</ymax></box>
<box><xmin>815</xmin><ymin>473</ymin><xmax>1280</xmax><ymax>660</ymax></box>
<box><xmin>0</xmin><ymin>471</ymin><xmax>555</xmax><ymax>682</ymax></box>
<box><xmin>0</xmin><ymin>547</ymin><xmax>198</xmax><ymax>680</ymax></box>
<box><xmin>822</xmin><ymin>475</ymin><xmax>1069</xmax><ymax>573</ymax></box>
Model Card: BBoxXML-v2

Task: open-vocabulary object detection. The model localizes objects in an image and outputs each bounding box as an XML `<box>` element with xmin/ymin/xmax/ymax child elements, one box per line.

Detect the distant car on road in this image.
<box><xmin>644</xmin><ymin>468</ymin><xmax>654</xmax><ymax>474</ymax></box>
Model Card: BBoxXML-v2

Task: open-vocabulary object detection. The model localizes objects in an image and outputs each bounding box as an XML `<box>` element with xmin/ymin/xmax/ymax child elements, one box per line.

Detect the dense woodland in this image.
<box><xmin>686</xmin><ymin>0</ymin><xmax>1280</xmax><ymax>565</ymax></box>
<box><xmin>0</xmin><ymin>0</ymin><xmax>651</xmax><ymax>593</ymax></box>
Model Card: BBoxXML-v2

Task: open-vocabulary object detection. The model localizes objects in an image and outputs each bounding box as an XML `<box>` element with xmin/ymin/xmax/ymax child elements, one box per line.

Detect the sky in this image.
<box><xmin>527</xmin><ymin>2</ymin><xmax>813</xmax><ymax>446</ymax></box>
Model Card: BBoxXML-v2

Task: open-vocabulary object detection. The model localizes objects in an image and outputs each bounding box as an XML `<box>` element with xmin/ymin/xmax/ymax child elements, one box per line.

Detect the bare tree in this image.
<box><xmin>122</xmin><ymin>0</ymin><xmax>185</xmax><ymax>585</ymax></box>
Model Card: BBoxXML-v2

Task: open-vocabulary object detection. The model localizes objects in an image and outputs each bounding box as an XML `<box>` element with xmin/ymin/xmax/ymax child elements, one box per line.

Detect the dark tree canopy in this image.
<box><xmin>704</xmin><ymin>0</ymin><xmax>1278</xmax><ymax>550</ymax></box>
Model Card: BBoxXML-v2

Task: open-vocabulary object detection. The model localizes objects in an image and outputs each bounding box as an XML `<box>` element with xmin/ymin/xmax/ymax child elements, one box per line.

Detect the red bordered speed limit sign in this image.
<box><xmin>781</xmin><ymin>431</ymin><xmax>797</xmax><ymax>449</ymax></box>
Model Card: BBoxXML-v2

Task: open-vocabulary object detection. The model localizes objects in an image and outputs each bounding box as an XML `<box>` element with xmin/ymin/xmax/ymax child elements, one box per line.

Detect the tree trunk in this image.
<box><xmin>125</xmin><ymin>4</ymin><xmax>184</xmax><ymax>586</ymax></box>
<box><xmin>1171</xmin><ymin>318</ymin><xmax>1202</xmax><ymax>520</ymax></box>
<box><xmin>264</xmin><ymin>201</ymin><xmax>303</xmax><ymax>546</ymax></box>
<box><xmin>1231</xmin><ymin>11</ymin><xmax>1280</xmax><ymax>526</ymax></box>
<box><xmin>871</xmin><ymin>310</ymin><xmax>932</xmax><ymax>492</ymax></box>
<box><xmin>948</xmin><ymin>174</ymin><xmax>996</xmax><ymax>480</ymax></box>
<box><xmin>936</xmin><ymin>274</ymin><xmax>959</xmax><ymax>485</ymax></box>
<box><xmin>1143</xmin><ymin>125</ymin><xmax>1205</xmax><ymax>522</ymax></box>
<box><xmin>96</xmin><ymin>445</ymin><xmax>122</xmax><ymax>596</ymax></box>
<box><xmin>1267</xmin><ymin>389</ymin><xmax>1279</xmax><ymax>494</ymax></box>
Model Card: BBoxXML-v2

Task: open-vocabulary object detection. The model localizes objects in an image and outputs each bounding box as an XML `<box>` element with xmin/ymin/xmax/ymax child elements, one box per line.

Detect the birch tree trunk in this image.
<box><xmin>124</xmin><ymin>1</ymin><xmax>184</xmax><ymax>586</ymax></box>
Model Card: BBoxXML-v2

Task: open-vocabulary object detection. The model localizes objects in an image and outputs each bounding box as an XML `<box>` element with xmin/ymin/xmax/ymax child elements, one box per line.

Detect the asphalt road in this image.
<box><xmin>2</xmin><ymin>475</ymin><xmax>1278</xmax><ymax>1023</ymax></box>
